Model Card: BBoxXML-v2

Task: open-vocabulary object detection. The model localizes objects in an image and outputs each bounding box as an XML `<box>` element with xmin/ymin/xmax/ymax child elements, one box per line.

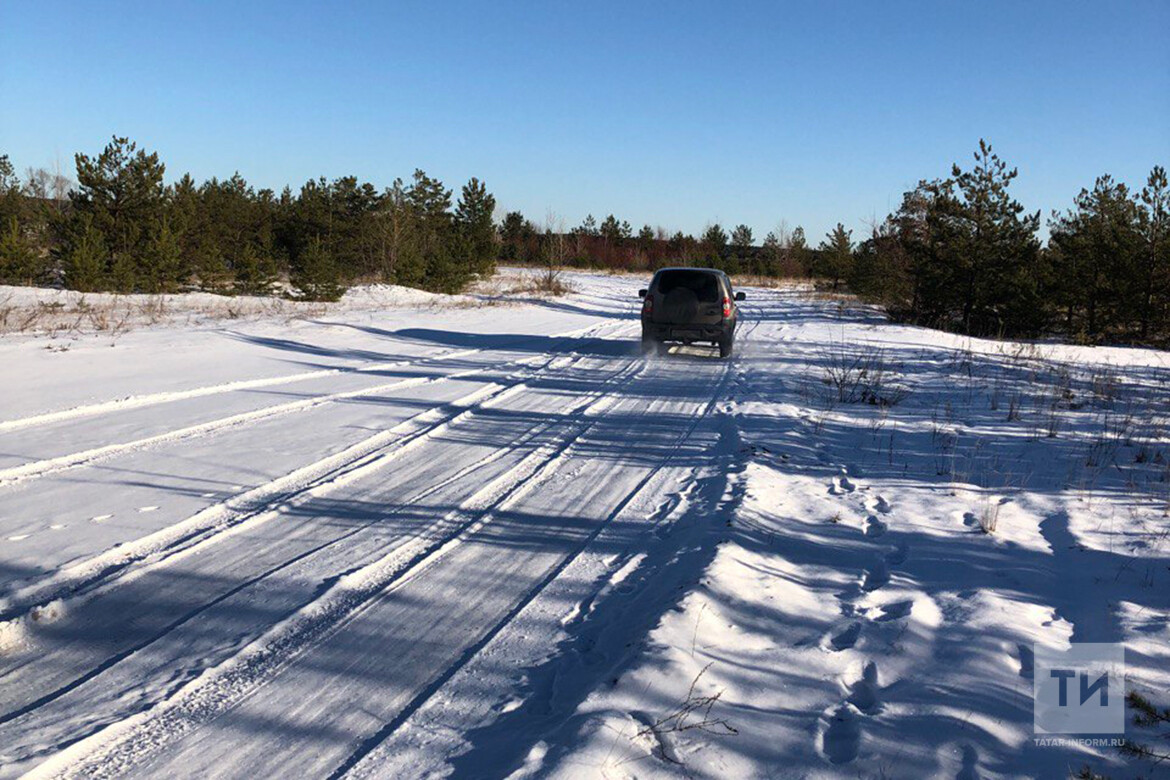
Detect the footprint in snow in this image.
<box><xmin>861</xmin><ymin>558</ymin><xmax>889</xmax><ymax>591</ymax></box>
<box><xmin>846</xmin><ymin>661</ymin><xmax>882</xmax><ymax>714</ymax></box>
<box><xmin>828</xmin><ymin>621</ymin><xmax>862</xmax><ymax>651</ymax></box>
<box><xmin>956</xmin><ymin>744</ymin><xmax>982</xmax><ymax>780</ymax></box>
<box><xmin>885</xmin><ymin>543</ymin><xmax>909</xmax><ymax>566</ymax></box>
<box><xmin>863</xmin><ymin>515</ymin><xmax>887</xmax><ymax>537</ymax></box>
<box><xmin>874</xmin><ymin>495</ymin><xmax>891</xmax><ymax>514</ymax></box>
<box><xmin>829</xmin><ymin>475</ymin><xmax>856</xmax><ymax>495</ymax></box>
<box><xmin>1016</xmin><ymin>644</ymin><xmax>1034</xmax><ymax>679</ymax></box>
<box><xmin>874</xmin><ymin>600</ymin><xmax>913</xmax><ymax>622</ymax></box>
<box><xmin>820</xmin><ymin>704</ymin><xmax>862</xmax><ymax>764</ymax></box>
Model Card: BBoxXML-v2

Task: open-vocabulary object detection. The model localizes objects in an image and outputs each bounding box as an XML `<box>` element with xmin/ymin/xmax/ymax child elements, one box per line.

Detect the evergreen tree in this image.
<box><xmin>636</xmin><ymin>224</ymin><xmax>656</xmax><ymax>262</ymax></box>
<box><xmin>292</xmin><ymin>236</ymin><xmax>343</xmax><ymax>301</ymax></box>
<box><xmin>762</xmin><ymin>231</ymin><xmax>782</xmax><ymax>276</ymax></box>
<box><xmin>233</xmin><ymin>242</ymin><xmax>278</xmax><ymax>295</ymax></box>
<box><xmin>0</xmin><ymin>155</ymin><xmax>20</xmax><ymax>224</ymax></box>
<box><xmin>1050</xmin><ymin>175</ymin><xmax>1143</xmax><ymax>340</ymax></box>
<box><xmin>600</xmin><ymin>214</ymin><xmax>623</xmax><ymax>244</ymax></box>
<box><xmin>138</xmin><ymin>218</ymin><xmax>183</xmax><ymax>293</ymax></box>
<box><xmin>1137</xmin><ymin>165</ymin><xmax>1169</xmax><ymax>340</ymax></box>
<box><xmin>701</xmin><ymin>223</ymin><xmax>728</xmax><ymax>266</ymax></box>
<box><xmin>0</xmin><ymin>216</ymin><xmax>39</xmax><ymax>284</ymax></box>
<box><xmin>62</xmin><ymin>217</ymin><xmax>108</xmax><ymax>292</ymax></box>
<box><xmin>950</xmin><ymin>140</ymin><xmax>1042</xmax><ymax>335</ymax></box>
<box><xmin>731</xmin><ymin>224</ymin><xmax>753</xmax><ymax>248</ymax></box>
<box><xmin>406</xmin><ymin>169</ymin><xmax>461</xmax><ymax>291</ymax></box>
<box><xmin>818</xmin><ymin>223</ymin><xmax>854</xmax><ymax>290</ymax></box>
<box><xmin>498</xmin><ymin>210</ymin><xmax>534</xmax><ymax>263</ymax></box>
<box><xmin>790</xmin><ymin>226</ymin><xmax>810</xmax><ymax>276</ymax></box>
<box><xmin>69</xmin><ymin>136</ymin><xmax>167</xmax><ymax>291</ymax></box>
<box><xmin>455</xmin><ymin>177</ymin><xmax>497</xmax><ymax>277</ymax></box>
<box><xmin>851</xmin><ymin>218</ymin><xmax>914</xmax><ymax>312</ymax></box>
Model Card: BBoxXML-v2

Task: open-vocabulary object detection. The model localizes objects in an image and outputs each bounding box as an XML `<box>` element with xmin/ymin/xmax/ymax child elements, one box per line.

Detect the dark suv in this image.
<box><xmin>639</xmin><ymin>267</ymin><xmax>745</xmax><ymax>358</ymax></box>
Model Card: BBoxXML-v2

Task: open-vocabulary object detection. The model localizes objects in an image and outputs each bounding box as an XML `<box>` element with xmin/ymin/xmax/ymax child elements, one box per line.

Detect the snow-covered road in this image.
<box><xmin>1</xmin><ymin>271</ymin><xmax>1168</xmax><ymax>778</ymax></box>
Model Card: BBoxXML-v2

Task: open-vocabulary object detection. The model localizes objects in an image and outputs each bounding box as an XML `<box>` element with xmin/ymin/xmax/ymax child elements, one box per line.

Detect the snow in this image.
<box><xmin>1</xmin><ymin>270</ymin><xmax>1168</xmax><ymax>778</ymax></box>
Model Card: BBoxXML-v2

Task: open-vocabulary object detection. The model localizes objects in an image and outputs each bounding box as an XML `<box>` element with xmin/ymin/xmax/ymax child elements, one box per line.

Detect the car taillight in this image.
<box><xmin>642</xmin><ymin>296</ymin><xmax>653</xmax><ymax>316</ymax></box>
<box><xmin>721</xmin><ymin>296</ymin><xmax>731</xmax><ymax>318</ymax></box>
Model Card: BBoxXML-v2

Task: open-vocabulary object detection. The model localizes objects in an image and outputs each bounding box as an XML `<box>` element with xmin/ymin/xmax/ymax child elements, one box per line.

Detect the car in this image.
<box><xmin>638</xmin><ymin>267</ymin><xmax>745</xmax><ymax>358</ymax></box>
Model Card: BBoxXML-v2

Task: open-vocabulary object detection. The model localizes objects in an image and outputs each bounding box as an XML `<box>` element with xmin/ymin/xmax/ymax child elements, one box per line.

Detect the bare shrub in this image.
<box><xmin>635</xmin><ymin>663</ymin><xmax>737</xmax><ymax>765</ymax></box>
<box><xmin>819</xmin><ymin>343</ymin><xmax>910</xmax><ymax>407</ymax></box>
<box><xmin>979</xmin><ymin>496</ymin><xmax>1002</xmax><ymax>533</ymax></box>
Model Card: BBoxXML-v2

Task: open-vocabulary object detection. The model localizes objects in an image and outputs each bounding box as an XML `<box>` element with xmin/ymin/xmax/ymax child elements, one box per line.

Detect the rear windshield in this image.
<box><xmin>655</xmin><ymin>270</ymin><xmax>720</xmax><ymax>303</ymax></box>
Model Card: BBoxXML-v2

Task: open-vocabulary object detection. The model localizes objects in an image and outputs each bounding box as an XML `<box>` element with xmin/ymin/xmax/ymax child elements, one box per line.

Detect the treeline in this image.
<box><xmin>4</xmin><ymin>137</ymin><xmax>1166</xmax><ymax>345</ymax></box>
<box><xmin>497</xmin><ymin>211</ymin><xmax>825</xmax><ymax>278</ymax></box>
<box><xmin>0</xmin><ymin>137</ymin><xmax>497</xmax><ymax>300</ymax></box>
<box><xmin>846</xmin><ymin>141</ymin><xmax>1169</xmax><ymax>345</ymax></box>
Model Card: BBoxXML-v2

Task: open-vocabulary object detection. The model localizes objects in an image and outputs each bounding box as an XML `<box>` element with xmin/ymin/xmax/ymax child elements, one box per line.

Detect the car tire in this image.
<box><xmin>718</xmin><ymin>334</ymin><xmax>734</xmax><ymax>359</ymax></box>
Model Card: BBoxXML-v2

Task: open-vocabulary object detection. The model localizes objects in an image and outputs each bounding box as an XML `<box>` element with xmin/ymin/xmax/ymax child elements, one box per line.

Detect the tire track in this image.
<box><xmin>0</xmin><ymin>332</ymin><xmax>629</xmax><ymax>626</ymax></box>
<box><xmin>333</xmin><ymin>358</ymin><xmax>740</xmax><ymax>779</ymax></box>
<box><xmin>24</xmin><ymin>357</ymin><xmax>650</xmax><ymax>780</ymax></box>
<box><xmin>0</xmin><ymin>321</ymin><xmax>624</xmax><ymax>488</ymax></box>
<box><xmin>0</xmin><ymin>354</ymin><xmax>644</xmax><ymax>750</ymax></box>
<box><xmin>0</xmin><ymin>321</ymin><xmax>611</xmax><ymax>435</ymax></box>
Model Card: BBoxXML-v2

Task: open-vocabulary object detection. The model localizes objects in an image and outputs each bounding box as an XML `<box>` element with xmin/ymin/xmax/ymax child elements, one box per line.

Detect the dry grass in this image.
<box><xmin>818</xmin><ymin>342</ymin><xmax>911</xmax><ymax>407</ymax></box>
<box><xmin>0</xmin><ymin>291</ymin><xmax>341</xmax><ymax>339</ymax></box>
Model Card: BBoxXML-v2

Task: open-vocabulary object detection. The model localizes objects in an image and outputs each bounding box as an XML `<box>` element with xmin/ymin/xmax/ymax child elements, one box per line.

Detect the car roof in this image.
<box><xmin>652</xmin><ymin>267</ymin><xmax>725</xmax><ymax>275</ymax></box>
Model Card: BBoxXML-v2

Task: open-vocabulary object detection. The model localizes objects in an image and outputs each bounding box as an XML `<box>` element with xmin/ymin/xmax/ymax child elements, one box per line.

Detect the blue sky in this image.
<box><xmin>2</xmin><ymin>1</ymin><xmax>1167</xmax><ymax>243</ymax></box>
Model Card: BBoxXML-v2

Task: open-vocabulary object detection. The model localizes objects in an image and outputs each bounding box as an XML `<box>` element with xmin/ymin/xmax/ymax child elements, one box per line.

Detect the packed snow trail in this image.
<box><xmin>3</xmin><ymin>271</ymin><xmax>1168</xmax><ymax>779</ymax></box>
<box><xmin>0</xmin><ymin>273</ymin><xmax>742</xmax><ymax>777</ymax></box>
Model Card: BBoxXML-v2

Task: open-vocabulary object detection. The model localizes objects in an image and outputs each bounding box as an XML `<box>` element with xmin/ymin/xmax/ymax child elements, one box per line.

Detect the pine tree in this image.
<box><xmin>731</xmin><ymin>224</ymin><xmax>753</xmax><ymax>248</ymax></box>
<box><xmin>1138</xmin><ymin>165</ymin><xmax>1169</xmax><ymax>340</ymax></box>
<box><xmin>70</xmin><ymin>136</ymin><xmax>166</xmax><ymax>289</ymax></box>
<box><xmin>701</xmin><ymin>223</ymin><xmax>728</xmax><ymax>266</ymax></box>
<box><xmin>790</xmin><ymin>226</ymin><xmax>810</xmax><ymax>276</ymax></box>
<box><xmin>233</xmin><ymin>243</ymin><xmax>278</xmax><ymax>295</ymax></box>
<box><xmin>0</xmin><ymin>155</ymin><xmax>21</xmax><ymax>225</ymax></box>
<box><xmin>950</xmin><ymin>140</ymin><xmax>1042</xmax><ymax>335</ymax></box>
<box><xmin>454</xmin><ymin>177</ymin><xmax>497</xmax><ymax>277</ymax></box>
<box><xmin>600</xmin><ymin>215</ymin><xmax>623</xmax><ymax>244</ymax></box>
<box><xmin>1050</xmin><ymin>175</ymin><xmax>1143</xmax><ymax>340</ymax></box>
<box><xmin>498</xmin><ymin>211</ymin><xmax>533</xmax><ymax>263</ymax></box>
<box><xmin>818</xmin><ymin>223</ymin><xmax>854</xmax><ymax>290</ymax></box>
<box><xmin>62</xmin><ymin>218</ymin><xmax>108</xmax><ymax>292</ymax></box>
<box><xmin>292</xmin><ymin>236</ymin><xmax>343</xmax><ymax>301</ymax></box>
<box><xmin>138</xmin><ymin>218</ymin><xmax>183</xmax><ymax>293</ymax></box>
<box><xmin>761</xmin><ymin>231</ymin><xmax>781</xmax><ymax>276</ymax></box>
<box><xmin>0</xmin><ymin>215</ymin><xmax>39</xmax><ymax>284</ymax></box>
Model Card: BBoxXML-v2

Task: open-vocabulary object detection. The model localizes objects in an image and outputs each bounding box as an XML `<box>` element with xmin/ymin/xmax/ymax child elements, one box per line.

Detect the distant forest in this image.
<box><xmin>0</xmin><ymin>137</ymin><xmax>1166</xmax><ymax>345</ymax></box>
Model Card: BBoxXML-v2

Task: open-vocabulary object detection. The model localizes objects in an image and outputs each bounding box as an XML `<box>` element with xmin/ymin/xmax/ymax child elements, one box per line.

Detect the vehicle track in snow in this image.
<box><xmin>19</xmin><ymin>356</ymin><xmax>655</xmax><ymax>780</ymax></box>
<box><xmin>0</xmin><ymin>321</ymin><xmax>629</xmax><ymax>489</ymax></box>
<box><xmin>0</xmin><ymin>345</ymin><xmax>595</xmax><ymax>624</ymax></box>
<box><xmin>0</xmin><ymin>321</ymin><xmax>612</xmax><ymax>436</ymax></box>
<box><xmin>337</xmin><ymin>353</ymin><xmax>747</xmax><ymax>779</ymax></box>
<box><xmin>331</xmin><ymin>289</ymin><xmax>761</xmax><ymax>778</ymax></box>
<box><xmin>7</xmin><ymin>286</ymin><xmax>757</xmax><ymax>778</ymax></box>
<box><xmin>0</xmin><ymin>346</ymin><xmax>648</xmax><ymax>748</ymax></box>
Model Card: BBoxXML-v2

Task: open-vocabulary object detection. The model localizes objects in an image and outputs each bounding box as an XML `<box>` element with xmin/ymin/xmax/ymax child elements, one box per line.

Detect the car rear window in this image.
<box><xmin>655</xmin><ymin>270</ymin><xmax>720</xmax><ymax>303</ymax></box>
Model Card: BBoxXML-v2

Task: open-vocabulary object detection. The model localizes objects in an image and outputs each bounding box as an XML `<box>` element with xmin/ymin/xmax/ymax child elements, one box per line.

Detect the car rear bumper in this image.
<box><xmin>642</xmin><ymin>322</ymin><xmax>730</xmax><ymax>342</ymax></box>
